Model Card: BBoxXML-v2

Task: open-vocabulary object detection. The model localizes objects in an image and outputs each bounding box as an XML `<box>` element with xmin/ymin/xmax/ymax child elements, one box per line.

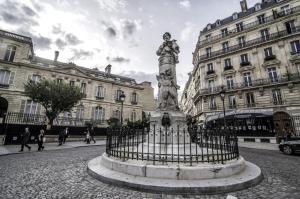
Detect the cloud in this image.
<box><xmin>55</xmin><ymin>38</ymin><xmax>67</xmax><ymax>50</ymax></box>
<box><xmin>69</xmin><ymin>49</ymin><xmax>94</xmax><ymax>61</ymax></box>
<box><xmin>179</xmin><ymin>0</ymin><xmax>191</xmax><ymax>10</ymax></box>
<box><xmin>96</xmin><ymin>0</ymin><xmax>126</xmax><ymax>12</ymax></box>
<box><xmin>52</xmin><ymin>24</ymin><xmax>64</xmax><ymax>35</ymax></box>
<box><xmin>22</xmin><ymin>5</ymin><xmax>37</xmax><ymax>17</ymax></box>
<box><xmin>120</xmin><ymin>19</ymin><xmax>142</xmax><ymax>38</ymax></box>
<box><xmin>180</xmin><ymin>22</ymin><xmax>195</xmax><ymax>42</ymax></box>
<box><xmin>118</xmin><ymin>71</ymin><xmax>157</xmax><ymax>85</ymax></box>
<box><xmin>65</xmin><ymin>33</ymin><xmax>82</xmax><ymax>45</ymax></box>
<box><xmin>106</xmin><ymin>27</ymin><xmax>117</xmax><ymax>38</ymax></box>
<box><xmin>17</xmin><ymin>28</ymin><xmax>52</xmax><ymax>50</ymax></box>
<box><xmin>107</xmin><ymin>56</ymin><xmax>130</xmax><ymax>63</ymax></box>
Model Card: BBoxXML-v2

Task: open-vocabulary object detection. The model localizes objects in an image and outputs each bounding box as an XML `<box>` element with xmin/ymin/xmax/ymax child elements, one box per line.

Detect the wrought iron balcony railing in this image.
<box><xmin>194</xmin><ymin>73</ymin><xmax>300</xmax><ymax>100</ymax></box>
<box><xmin>198</xmin><ymin>26</ymin><xmax>300</xmax><ymax>62</ymax></box>
<box><xmin>197</xmin><ymin>5</ymin><xmax>300</xmax><ymax>48</ymax></box>
<box><xmin>207</xmin><ymin>70</ymin><xmax>215</xmax><ymax>75</ymax></box>
<box><xmin>264</xmin><ymin>55</ymin><xmax>277</xmax><ymax>61</ymax></box>
<box><xmin>0</xmin><ymin>83</ymin><xmax>9</xmax><ymax>88</ymax></box>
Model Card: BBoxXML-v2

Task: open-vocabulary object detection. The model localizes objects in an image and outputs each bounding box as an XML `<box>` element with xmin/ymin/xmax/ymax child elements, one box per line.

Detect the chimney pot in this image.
<box><xmin>105</xmin><ymin>64</ymin><xmax>112</xmax><ymax>74</ymax></box>
<box><xmin>240</xmin><ymin>0</ymin><xmax>248</xmax><ymax>12</ymax></box>
<box><xmin>54</xmin><ymin>51</ymin><xmax>59</xmax><ymax>62</ymax></box>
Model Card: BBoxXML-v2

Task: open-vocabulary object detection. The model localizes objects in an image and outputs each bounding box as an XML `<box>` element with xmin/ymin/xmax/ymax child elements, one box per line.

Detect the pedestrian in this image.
<box><xmin>85</xmin><ymin>128</ymin><xmax>91</xmax><ymax>144</ymax></box>
<box><xmin>37</xmin><ymin>128</ymin><xmax>45</xmax><ymax>151</ymax></box>
<box><xmin>90</xmin><ymin>126</ymin><xmax>96</xmax><ymax>144</ymax></box>
<box><xmin>19</xmin><ymin>126</ymin><xmax>31</xmax><ymax>152</ymax></box>
<box><xmin>58</xmin><ymin>128</ymin><xmax>64</xmax><ymax>146</ymax></box>
<box><xmin>63</xmin><ymin>127</ymin><xmax>69</xmax><ymax>144</ymax></box>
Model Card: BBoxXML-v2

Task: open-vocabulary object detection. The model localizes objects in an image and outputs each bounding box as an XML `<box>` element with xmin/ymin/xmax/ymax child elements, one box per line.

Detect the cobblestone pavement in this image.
<box><xmin>0</xmin><ymin>146</ymin><xmax>299</xmax><ymax>199</ymax></box>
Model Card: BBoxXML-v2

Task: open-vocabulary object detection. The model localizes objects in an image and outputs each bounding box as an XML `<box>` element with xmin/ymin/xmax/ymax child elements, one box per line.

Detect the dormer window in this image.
<box><xmin>207</xmin><ymin>24</ymin><xmax>212</xmax><ymax>30</ymax></box>
<box><xmin>232</xmin><ymin>13</ymin><xmax>238</xmax><ymax>20</ymax></box>
<box><xmin>255</xmin><ymin>3</ymin><xmax>261</xmax><ymax>11</ymax></box>
<box><xmin>216</xmin><ymin>20</ymin><xmax>221</xmax><ymax>26</ymax></box>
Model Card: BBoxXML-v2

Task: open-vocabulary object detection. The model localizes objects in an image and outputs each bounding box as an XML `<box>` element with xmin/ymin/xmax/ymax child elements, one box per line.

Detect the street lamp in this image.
<box><xmin>219</xmin><ymin>86</ymin><xmax>226</xmax><ymax>128</ymax></box>
<box><xmin>120</xmin><ymin>91</ymin><xmax>126</xmax><ymax>126</ymax></box>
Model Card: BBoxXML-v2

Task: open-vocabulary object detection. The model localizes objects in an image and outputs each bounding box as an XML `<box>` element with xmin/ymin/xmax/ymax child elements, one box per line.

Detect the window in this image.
<box><xmin>285</xmin><ymin>20</ymin><xmax>295</xmax><ymax>34</ymax></box>
<box><xmin>232</xmin><ymin>13</ymin><xmax>238</xmax><ymax>20</ymax></box>
<box><xmin>224</xmin><ymin>58</ymin><xmax>232</xmax><ymax>68</ymax></box>
<box><xmin>246</xmin><ymin>93</ymin><xmax>255</xmax><ymax>107</ymax></box>
<box><xmin>208</xmin><ymin>80</ymin><xmax>215</xmax><ymax>92</ymax></box>
<box><xmin>264</xmin><ymin>47</ymin><xmax>273</xmax><ymax>57</ymax></box>
<box><xmin>216</xmin><ymin>20</ymin><xmax>221</xmax><ymax>26</ymax></box>
<box><xmin>261</xmin><ymin>29</ymin><xmax>269</xmax><ymax>41</ymax></box>
<box><xmin>222</xmin><ymin>42</ymin><xmax>229</xmax><ymax>52</ymax></box>
<box><xmin>272</xmin><ymin>89</ymin><xmax>283</xmax><ymax>105</ymax></box>
<box><xmin>96</xmin><ymin>86</ymin><xmax>105</xmax><ymax>99</ymax></box>
<box><xmin>113</xmin><ymin>110</ymin><xmax>121</xmax><ymax>120</ymax></box>
<box><xmin>290</xmin><ymin>40</ymin><xmax>300</xmax><ymax>54</ymax></box>
<box><xmin>268</xmin><ymin>67</ymin><xmax>278</xmax><ymax>83</ymax></box>
<box><xmin>69</xmin><ymin>81</ymin><xmax>75</xmax><ymax>86</ymax></box>
<box><xmin>207</xmin><ymin>24</ymin><xmax>212</xmax><ymax>30</ymax></box>
<box><xmin>236</xmin><ymin>22</ymin><xmax>243</xmax><ymax>32</ymax></box>
<box><xmin>281</xmin><ymin>5</ymin><xmax>290</xmax><ymax>15</ymax></box>
<box><xmin>116</xmin><ymin>89</ymin><xmax>123</xmax><ymax>101</ymax></box>
<box><xmin>31</xmin><ymin>74</ymin><xmax>41</xmax><ymax>83</ymax></box>
<box><xmin>297</xmin><ymin>63</ymin><xmax>300</xmax><ymax>74</ymax></box>
<box><xmin>24</xmin><ymin>100</ymin><xmax>38</xmax><ymax>114</ymax></box>
<box><xmin>257</xmin><ymin>14</ymin><xmax>265</xmax><ymax>24</ymax></box>
<box><xmin>4</xmin><ymin>45</ymin><xmax>16</xmax><ymax>62</ymax></box>
<box><xmin>57</xmin><ymin>78</ymin><xmax>63</xmax><ymax>84</ymax></box>
<box><xmin>0</xmin><ymin>69</ymin><xmax>11</xmax><ymax>86</ymax></box>
<box><xmin>228</xmin><ymin>95</ymin><xmax>236</xmax><ymax>109</ymax></box>
<box><xmin>76</xmin><ymin>104</ymin><xmax>84</xmax><ymax>119</ymax></box>
<box><xmin>131</xmin><ymin>92</ymin><xmax>138</xmax><ymax>104</ymax></box>
<box><xmin>206</xmin><ymin>34</ymin><xmax>211</xmax><ymax>42</ymax></box>
<box><xmin>226</xmin><ymin>76</ymin><xmax>234</xmax><ymax>89</ymax></box>
<box><xmin>255</xmin><ymin>3</ymin><xmax>261</xmax><ymax>11</ymax></box>
<box><xmin>243</xmin><ymin>72</ymin><xmax>252</xmax><ymax>87</ymax></box>
<box><xmin>207</xmin><ymin>63</ymin><xmax>213</xmax><ymax>71</ymax></box>
<box><xmin>240</xmin><ymin>54</ymin><xmax>249</xmax><ymax>63</ymax></box>
<box><xmin>221</xmin><ymin>28</ymin><xmax>228</xmax><ymax>37</ymax></box>
<box><xmin>80</xmin><ymin>83</ymin><xmax>86</xmax><ymax>94</ymax></box>
<box><xmin>238</xmin><ymin>36</ymin><xmax>246</xmax><ymax>48</ymax></box>
<box><xmin>93</xmin><ymin>106</ymin><xmax>105</xmax><ymax>121</ymax></box>
<box><xmin>131</xmin><ymin>111</ymin><xmax>137</xmax><ymax>122</ymax></box>
<box><xmin>209</xmin><ymin>97</ymin><xmax>217</xmax><ymax>110</ymax></box>
<box><xmin>206</xmin><ymin>47</ymin><xmax>212</xmax><ymax>58</ymax></box>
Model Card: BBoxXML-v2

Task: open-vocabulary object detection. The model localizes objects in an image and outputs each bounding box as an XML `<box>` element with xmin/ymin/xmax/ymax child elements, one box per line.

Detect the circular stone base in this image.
<box><xmin>87</xmin><ymin>155</ymin><xmax>263</xmax><ymax>194</ymax></box>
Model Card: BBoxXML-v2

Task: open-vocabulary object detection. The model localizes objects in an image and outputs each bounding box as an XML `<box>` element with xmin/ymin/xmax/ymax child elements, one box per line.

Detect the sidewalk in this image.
<box><xmin>238</xmin><ymin>141</ymin><xmax>279</xmax><ymax>151</ymax></box>
<box><xmin>0</xmin><ymin>140</ymin><xmax>106</xmax><ymax>156</ymax></box>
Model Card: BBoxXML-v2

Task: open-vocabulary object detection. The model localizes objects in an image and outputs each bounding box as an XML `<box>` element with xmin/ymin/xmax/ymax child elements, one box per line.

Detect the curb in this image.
<box><xmin>0</xmin><ymin>143</ymin><xmax>106</xmax><ymax>157</ymax></box>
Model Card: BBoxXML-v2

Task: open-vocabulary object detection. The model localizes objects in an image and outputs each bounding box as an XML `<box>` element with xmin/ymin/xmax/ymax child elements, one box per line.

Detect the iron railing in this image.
<box><xmin>106</xmin><ymin>126</ymin><xmax>239</xmax><ymax>165</ymax></box>
<box><xmin>198</xmin><ymin>5</ymin><xmax>300</xmax><ymax>47</ymax></box>
<box><xmin>198</xmin><ymin>26</ymin><xmax>300</xmax><ymax>62</ymax></box>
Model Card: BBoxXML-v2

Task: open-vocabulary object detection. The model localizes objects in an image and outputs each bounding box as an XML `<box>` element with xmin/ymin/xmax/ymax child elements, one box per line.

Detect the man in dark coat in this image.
<box><xmin>90</xmin><ymin>126</ymin><xmax>96</xmax><ymax>144</ymax></box>
<box><xmin>58</xmin><ymin>129</ymin><xmax>65</xmax><ymax>146</ymax></box>
<box><xmin>19</xmin><ymin>126</ymin><xmax>31</xmax><ymax>152</ymax></box>
<box><xmin>62</xmin><ymin>127</ymin><xmax>69</xmax><ymax>144</ymax></box>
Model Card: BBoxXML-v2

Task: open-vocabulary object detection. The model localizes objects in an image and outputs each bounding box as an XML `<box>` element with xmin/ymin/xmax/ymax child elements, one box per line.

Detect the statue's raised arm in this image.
<box><xmin>156</xmin><ymin>32</ymin><xmax>180</xmax><ymax>64</ymax></box>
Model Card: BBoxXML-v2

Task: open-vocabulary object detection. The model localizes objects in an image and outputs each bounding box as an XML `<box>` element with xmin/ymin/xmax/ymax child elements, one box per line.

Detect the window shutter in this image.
<box><xmin>114</xmin><ymin>90</ymin><xmax>117</xmax><ymax>100</ymax></box>
<box><xmin>36</xmin><ymin>104</ymin><xmax>41</xmax><ymax>115</ymax></box>
<box><xmin>91</xmin><ymin>107</ymin><xmax>95</xmax><ymax>120</ymax></box>
<box><xmin>136</xmin><ymin>94</ymin><xmax>139</xmax><ymax>103</ymax></box>
<box><xmin>20</xmin><ymin>100</ymin><xmax>26</xmax><ymax>113</ymax></box>
<box><xmin>9</xmin><ymin>71</ymin><xmax>15</xmax><ymax>85</ymax></box>
<box><xmin>103</xmin><ymin>87</ymin><xmax>106</xmax><ymax>99</ymax></box>
<box><xmin>95</xmin><ymin>86</ymin><xmax>98</xmax><ymax>97</ymax></box>
<box><xmin>102</xmin><ymin>108</ymin><xmax>105</xmax><ymax>121</ymax></box>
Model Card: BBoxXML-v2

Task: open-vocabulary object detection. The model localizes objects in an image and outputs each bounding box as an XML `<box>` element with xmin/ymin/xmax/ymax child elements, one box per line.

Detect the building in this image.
<box><xmin>181</xmin><ymin>0</ymin><xmax>300</xmax><ymax>139</ymax></box>
<box><xmin>0</xmin><ymin>29</ymin><xmax>156</xmax><ymax>128</ymax></box>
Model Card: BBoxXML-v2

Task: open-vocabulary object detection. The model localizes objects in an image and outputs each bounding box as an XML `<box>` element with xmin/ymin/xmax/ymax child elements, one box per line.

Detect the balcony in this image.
<box><xmin>197</xmin><ymin>5</ymin><xmax>300</xmax><ymax>48</ymax></box>
<box><xmin>95</xmin><ymin>96</ymin><xmax>104</xmax><ymax>100</ymax></box>
<box><xmin>198</xmin><ymin>26</ymin><xmax>300</xmax><ymax>62</ymax></box>
<box><xmin>194</xmin><ymin>73</ymin><xmax>300</xmax><ymax>101</ymax></box>
<box><xmin>291</xmin><ymin>51</ymin><xmax>300</xmax><ymax>55</ymax></box>
<box><xmin>264</xmin><ymin>55</ymin><xmax>277</xmax><ymax>61</ymax></box>
<box><xmin>224</xmin><ymin>65</ymin><xmax>233</xmax><ymax>71</ymax></box>
<box><xmin>0</xmin><ymin>83</ymin><xmax>9</xmax><ymax>88</ymax></box>
<box><xmin>207</xmin><ymin>70</ymin><xmax>215</xmax><ymax>75</ymax></box>
<box><xmin>131</xmin><ymin>101</ymin><xmax>138</xmax><ymax>105</ymax></box>
<box><xmin>240</xmin><ymin>61</ymin><xmax>251</xmax><ymax>67</ymax></box>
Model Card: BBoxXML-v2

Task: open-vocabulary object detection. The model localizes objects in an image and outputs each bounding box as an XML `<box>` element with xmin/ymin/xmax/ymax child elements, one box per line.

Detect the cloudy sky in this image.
<box><xmin>0</xmin><ymin>0</ymin><xmax>258</xmax><ymax>96</ymax></box>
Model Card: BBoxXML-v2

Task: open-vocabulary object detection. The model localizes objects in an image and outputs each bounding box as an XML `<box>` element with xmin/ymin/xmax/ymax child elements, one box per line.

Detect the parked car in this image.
<box><xmin>279</xmin><ymin>139</ymin><xmax>300</xmax><ymax>155</ymax></box>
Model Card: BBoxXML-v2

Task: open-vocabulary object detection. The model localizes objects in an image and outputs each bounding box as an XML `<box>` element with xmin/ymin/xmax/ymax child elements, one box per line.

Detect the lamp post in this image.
<box><xmin>120</xmin><ymin>91</ymin><xmax>126</xmax><ymax>126</ymax></box>
<box><xmin>219</xmin><ymin>86</ymin><xmax>226</xmax><ymax>128</ymax></box>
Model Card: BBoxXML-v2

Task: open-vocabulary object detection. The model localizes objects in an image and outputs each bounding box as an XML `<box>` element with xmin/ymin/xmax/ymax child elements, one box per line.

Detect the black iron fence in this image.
<box><xmin>106</xmin><ymin>126</ymin><xmax>239</xmax><ymax>165</ymax></box>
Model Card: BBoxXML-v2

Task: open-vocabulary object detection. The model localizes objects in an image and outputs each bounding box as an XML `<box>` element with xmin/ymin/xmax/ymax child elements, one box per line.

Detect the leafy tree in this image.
<box><xmin>24</xmin><ymin>79</ymin><xmax>84</xmax><ymax>129</ymax></box>
<box><xmin>107</xmin><ymin>117</ymin><xmax>120</xmax><ymax>128</ymax></box>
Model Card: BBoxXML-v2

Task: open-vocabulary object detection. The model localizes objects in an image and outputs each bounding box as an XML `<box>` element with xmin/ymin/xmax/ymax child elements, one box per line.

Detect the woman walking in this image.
<box><xmin>37</xmin><ymin>128</ymin><xmax>45</xmax><ymax>151</ymax></box>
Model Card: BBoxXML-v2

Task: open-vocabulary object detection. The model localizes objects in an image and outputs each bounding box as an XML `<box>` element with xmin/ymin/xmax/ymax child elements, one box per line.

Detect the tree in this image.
<box><xmin>24</xmin><ymin>79</ymin><xmax>84</xmax><ymax>129</ymax></box>
<box><xmin>107</xmin><ymin>117</ymin><xmax>120</xmax><ymax>128</ymax></box>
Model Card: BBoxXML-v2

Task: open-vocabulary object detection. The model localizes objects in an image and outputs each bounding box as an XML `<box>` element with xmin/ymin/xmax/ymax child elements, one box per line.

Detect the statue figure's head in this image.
<box><xmin>163</xmin><ymin>32</ymin><xmax>171</xmax><ymax>41</ymax></box>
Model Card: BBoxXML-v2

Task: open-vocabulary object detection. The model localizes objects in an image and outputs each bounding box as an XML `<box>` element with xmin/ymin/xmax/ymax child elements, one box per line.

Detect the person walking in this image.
<box><xmin>85</xmin><ymin>128</ymin><xmax>91</xmax><ymax>144</ymax></box>
<box><xmin>58</xmin><ymin>128</ymin><xmax>64</xmax><ymax>146</ymax></box>
<box><xmin>90</xmin><ymin>126</ymin><xmax>96</xmax><ymax>144</ymax></box>
<box><xmin>63</xmin><ymin>127</ymin><xmax>69</xmax><ymax>144</ymax></box>
<box><xmin>37</xmin><ymin>128</ymin><xmax>45</xmax><ymax>151</ymax></box>
<box><xmin>19</xmin><ymin>126</ymin><xmax>31</xmax><ymax>152</ymax></box>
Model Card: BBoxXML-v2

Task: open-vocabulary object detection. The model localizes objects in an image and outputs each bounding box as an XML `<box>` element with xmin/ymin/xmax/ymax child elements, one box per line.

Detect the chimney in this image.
<box><xmin>105</xmin><ymin>64</ymin><xmax>112</xmax><ymax>74</ymax></box>
<box><xmin>240</xmin><ymin>0</ymin><xmax>248</xmax><ymax>12</ymax></box>
<box><xmin>54</xmin><ymin>51</ymin><xmax>59</xmax><ymax>62</ymax></box>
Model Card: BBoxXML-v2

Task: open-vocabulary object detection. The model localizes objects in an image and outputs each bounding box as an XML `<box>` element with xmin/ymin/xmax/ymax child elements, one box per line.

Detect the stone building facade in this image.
<box><xmin>0</xmin><ymin>29</ymin><xmax>156</xmax><ymax>127</ymax></box>
<box><xmin>181</xmin><ymin>0</ymin><xmax>300</xmax><ymax>136</ymax></box>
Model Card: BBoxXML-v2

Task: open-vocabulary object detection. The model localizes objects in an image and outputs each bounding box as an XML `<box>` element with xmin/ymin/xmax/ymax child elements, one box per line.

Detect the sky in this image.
<box><xmin>0</xmin><ymin>0</ymin><xmax>259</xmax><ymax>96</ymax></box>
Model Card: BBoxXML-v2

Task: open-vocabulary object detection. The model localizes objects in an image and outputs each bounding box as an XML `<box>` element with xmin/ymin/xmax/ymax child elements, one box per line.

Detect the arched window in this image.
<box><xmin>207</xmin><ymin>24</ymin><xmax>212</xmax><ymax>30</ymax></box>
<box><xmin>216</xmin><ymin>20</ymin><xmax>221</xmax><ymax>26</ymax></box>
<box><xmin>232</xmin><ymin>12</ymin><xmax>238</xmax><ymax>20</ymax></box>
<box><xmin>255</xmin><ymin>3</ymin><xmax>261</xmax><ymax>11</ymax></box>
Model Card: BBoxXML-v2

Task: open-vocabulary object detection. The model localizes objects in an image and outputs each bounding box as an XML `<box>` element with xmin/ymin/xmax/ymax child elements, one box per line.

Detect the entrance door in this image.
<box><xmin>0</xmin><ymin>97</ymin><xmax>8</xmax><ymax>118</ymax></box>
<box><xmin>273</xmin><ymin>112</ymin><xmax>293</xmax><ymax>138</ymax></box>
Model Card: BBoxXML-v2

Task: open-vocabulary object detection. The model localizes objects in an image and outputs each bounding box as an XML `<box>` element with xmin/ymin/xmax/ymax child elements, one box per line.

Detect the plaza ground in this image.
<box><xmin>0</xmin><ymin>144</ymin><xmax>299</xmax><ymax>199</ymax></box>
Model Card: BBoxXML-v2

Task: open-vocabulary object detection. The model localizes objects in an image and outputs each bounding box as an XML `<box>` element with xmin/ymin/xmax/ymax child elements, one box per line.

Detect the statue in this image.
<box><xmin>156</xmin><ymin>32</ymin><xmax>180</xmax><ymax>111</ymax></box>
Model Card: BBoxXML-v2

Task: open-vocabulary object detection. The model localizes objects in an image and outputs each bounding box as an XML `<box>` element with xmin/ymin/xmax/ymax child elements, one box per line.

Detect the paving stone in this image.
<box><xmin>0</xmin><ymin>146</ymin><xmax>299</xmax><ymax>199</ymax></box>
